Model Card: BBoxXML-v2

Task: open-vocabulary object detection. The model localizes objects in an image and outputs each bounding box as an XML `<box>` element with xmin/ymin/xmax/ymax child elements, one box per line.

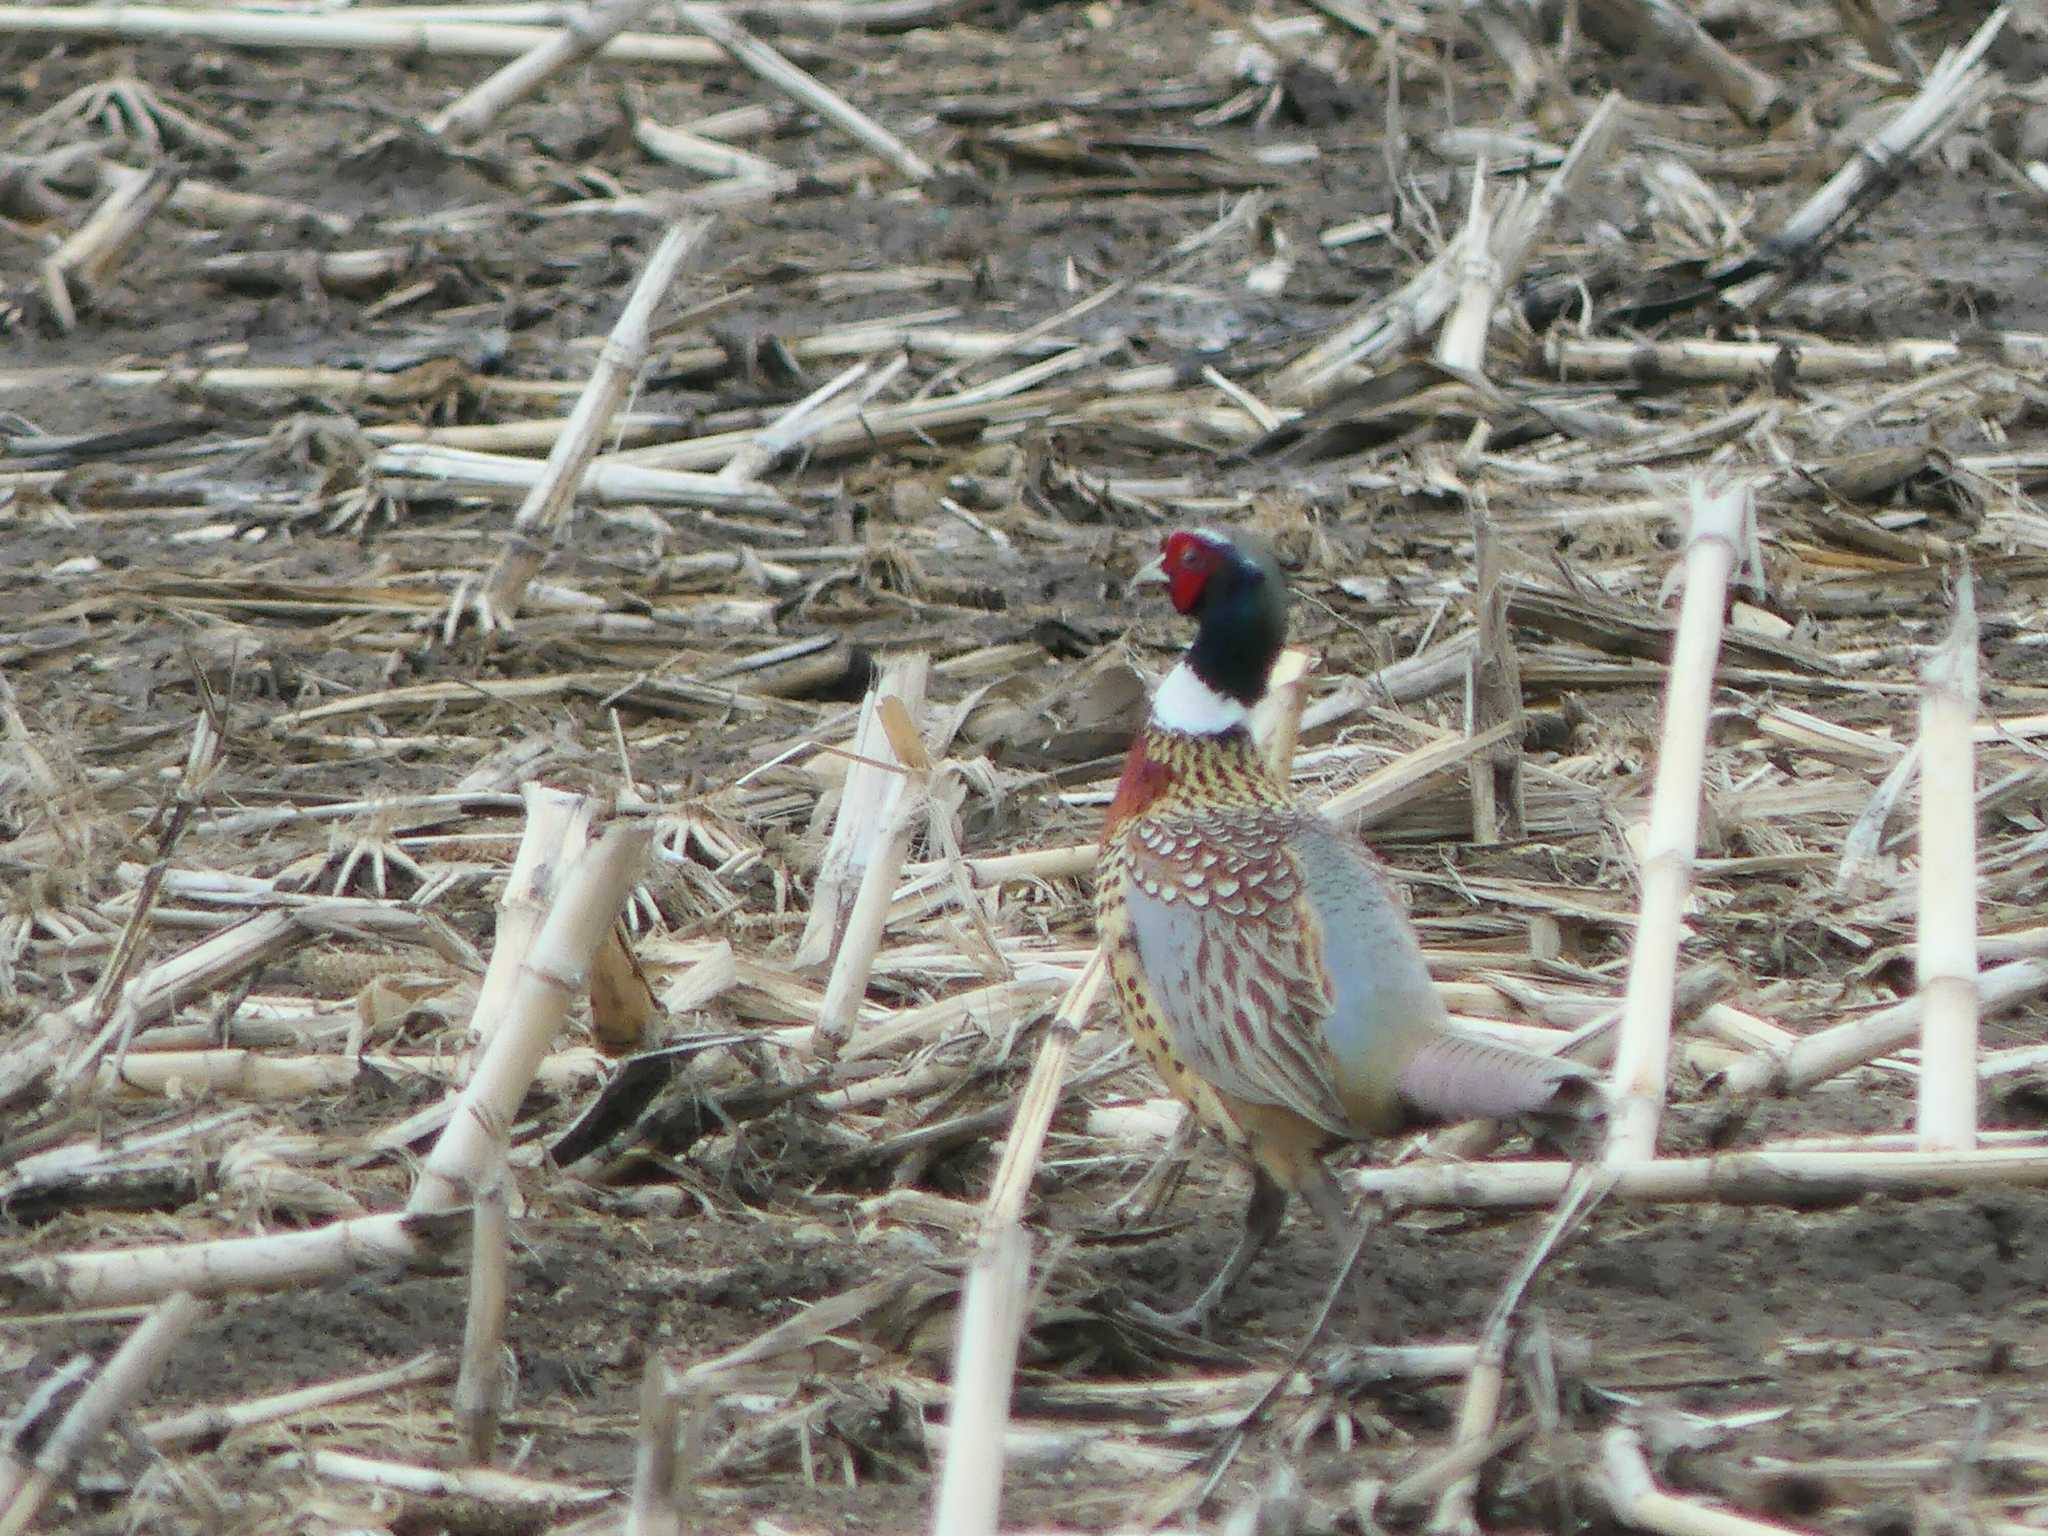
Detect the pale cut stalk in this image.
<box><xmin>610</xmin><ymin>365</ymin><xmax>1118</xmax><ymax>472</ymax></box>
<box><xmin>1433</xmin><ymin>160</ymin><xmax>1497</xmax><ymax>376</ymax></box>
<box><xmin>633</xmin><ymin>116</ymin><xmax>783</xmax><ymax>180</ymax></box>
<box><xmin>474</xmin><ymin>219</ymin><xmax>711</xmax><ymax>630</ymax></box>
<box><xmin>1492</xmin><ymin>93</ymin><xmax>1625</xmax><ymax>290</ymax></box>
<box><xmin>1720</xmin><ymin>9</ymin><xmax>2006</xmax><ymax>311</ymax></box>
<box><xmin>40</xmin><ymin>164</ymin><xmax>179</xmax><ymax>331</ymax></box>
<box><xmin>1828</xmin><ymin>0</ymin><xmax>1923</xmax><ymax>78</ymax></box>
<box><xmin>1578</xmin><ymin>0</ymin><xmax>1786</xmax><ymax>124</ymax></box>
<box><xmin>1716</xmin><ymin>955</ymin><xmax>2048</xmax><ymax>1097</ymax></box>
<box><xmin>1266</xmin><ymin>230</ymin><xmax>1469</xmax><ymax>406</ymax></box>
<box><xmin>58</xmin><ymin>701</ymin><xmax>224</xmax><ymax>1098</ymax></box>
<box><xmin>377</xmin><ymin>442</ymin><xmax>793</xmax><ymax>513</ymax></box>
<box><xmin>1596</xmin><ymin>1424</ymin><xmax>1813</xmax><ymax>1536</ymax></box>
<box><xmin>1427</xmin><ymin>1173</ymin><xmax>1601</xmax><ymax>1536</ymax></box>
<box><xmin>811</xmin><ymin>694</ymin><xmax>929</xmax><ymax>1054</ymax></box>
<box><xmin>1349</xmin><ymin>1145</ymin><xmax>2048</xmax><ymax>1209</ymax></box>
<box><xmin>283</xmin><ymin>1449</ymin><xmax>607</xmax><ymax>1505</ymax></box>
<box><xmin>361</xmin><ymin>412</ymin><xmax>681</xmax><ymax>453</ymax></box>
<box><xmin>927</xmin><ymin>949</ymin><xmax>1106</xmax><ymax>1533</ymax></box>
<box><xmin>929</xmin><ymin>1222</ymin><xmax>1032</xmax><ymax>1536</ymax></box>
<box><xmin>1465</xmin><ymin>500</ymin><xmax>1522</xmax><ymax>846</ymax></box>
<box><xmin>412</xmin><ymin>818</ymin><xmax>654</xmax><ymax>1213</ymax></box>
<box><xmin>713</xmin><ymin>356</ymin><xmax>906</xmax><ymax>486</ymax></box>
<box><xmin>455</xmin><ymin>1180</ymin><xmax>511</xmax><ymax>1463</ymax></box>
<box><xmin>0</xmin><ymin>907</ymin><xmax>317</xmax><ymax>1109</ymax></box>
<box><xmin>141</xmin><ymin>1351</ymin><xmax>450</xmax><ymax>1448</ymax></box>
<box><xmin>0</xmin><ymin>1292</ymin><xmax>203</xmax><ymax>1536</ymax></box>
<box><xmin>1605</xmin><ymin>482</ymin><xmax>1752</xmax><ymax>1164</ymax></box>
<box><xmin>793</xmin><ymin>656</ymin><xmax>930</xmax><ymax>969</ymax></box>
<box><xmin>1916</xmin><ymin>566</ymin><xmax>1979</xmax><ymax>1152</ymax></box>
<box><xmin>93</xmin><ymin>1050</ymin><xmax>359</xmax><ymax>1100</ymax></box>
<box><xmin>471</xmin><ymin>786</ymin><xmax>598</xmax><ymax>1050</ymax></box>
<box><xmin>1547</xmin><ymin>333</ymin><xmax>2048</xmax><ymax>382</ymax></box>
<box><xmin>427</xmin><ymin>0</ymin><xmax>657</xmax><ymax>142</ymax></box>
<box><xmin>1318</xmin><ymin>720</ymin><xmax>1516</xmax><ymax>829</ymax></box>
<box><xmin>672</xmin><ymin>3</ymin><xmax>934</xmax><ymax>182</ymax></box>
<box><xmin>628</xmin><ymin>1356</ymin><xmax>681</xmax><ymax>1536</ymax></box>
<box><xmin>201</xmin><ymin>248</ymin><xmax>411</xmax><ymax>294</ymax></box>
<box><xmin>0</xmin><ymin>7</ymin><xmax>735</xmax><ymax>64</ymax></box>
<box><xmin>88</xmin><ymin>1048</ymin><xmax>602</xmax><ymax>1102</ymax></box>
<box><xmin>102</xmin><ymin>162</ymin><xmax>350</xmax><ymax>237</ymax></box>
<box><xmin>3</xmin><ymin>1210</ymin><xmax>460</xmax><ymax>1309</ymax></box>
<box><xmin>1250</xmin><ymin>648</ymin><xmax>1312</xmax><ymax>772</ymax></box>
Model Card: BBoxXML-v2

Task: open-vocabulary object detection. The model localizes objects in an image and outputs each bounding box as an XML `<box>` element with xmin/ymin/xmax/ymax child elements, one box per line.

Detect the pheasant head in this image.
<box><xmin>1134</xmin><ymin>528</ymin><xmax>1289</xmax><ymax>734</ymax></box>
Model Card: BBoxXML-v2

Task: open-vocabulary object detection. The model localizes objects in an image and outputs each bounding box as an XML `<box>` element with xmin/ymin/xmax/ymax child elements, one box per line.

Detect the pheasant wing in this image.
<box><xmin>1121</xmin><ymin>809</ymin><xmax>1353</xmax><ymax>1135</ymax></box>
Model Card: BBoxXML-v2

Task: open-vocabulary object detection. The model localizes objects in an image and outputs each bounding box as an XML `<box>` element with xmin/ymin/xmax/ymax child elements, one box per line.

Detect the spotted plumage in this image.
<box><xmin>1097</xmin><ymin>528</ymin><xmax>1597</xmax><ymax>1330</ymax></box>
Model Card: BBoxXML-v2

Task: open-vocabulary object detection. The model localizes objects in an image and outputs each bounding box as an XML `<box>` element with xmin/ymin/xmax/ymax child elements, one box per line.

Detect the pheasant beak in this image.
<box><xmin>1132</xmin><ymin>551</ymin><xmax>1170</xmax><ymax>587</ymax></box>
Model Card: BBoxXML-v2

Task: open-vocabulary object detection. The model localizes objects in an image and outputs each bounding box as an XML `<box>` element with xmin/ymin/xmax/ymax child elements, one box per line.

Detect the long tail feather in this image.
<box><xmin>1393</xmin><ymin>1035</ymin><xmax>1603</xmax><ymax>1126</ymax></box>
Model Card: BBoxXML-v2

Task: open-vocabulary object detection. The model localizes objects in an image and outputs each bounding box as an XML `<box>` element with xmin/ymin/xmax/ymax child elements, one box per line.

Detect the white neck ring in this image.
<box><xmin>1150</xmin><ymin>660</ymin><xmax>1250</xmax><ymax>735</ymax></box>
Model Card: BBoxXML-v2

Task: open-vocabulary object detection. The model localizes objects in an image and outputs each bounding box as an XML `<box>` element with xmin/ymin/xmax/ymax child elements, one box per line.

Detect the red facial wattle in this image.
<box><xmin>1160</xmin><ymin>530</ymin><xmax>1222</xmax><ymax>615</ymax></box>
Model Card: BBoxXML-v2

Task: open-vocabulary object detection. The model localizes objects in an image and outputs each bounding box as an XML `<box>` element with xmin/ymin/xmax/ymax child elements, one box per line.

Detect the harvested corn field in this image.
<box><xmin>5</xmin><ymin>0</ymin><xmax>2048</xmax><ymax>1532</ymax></box>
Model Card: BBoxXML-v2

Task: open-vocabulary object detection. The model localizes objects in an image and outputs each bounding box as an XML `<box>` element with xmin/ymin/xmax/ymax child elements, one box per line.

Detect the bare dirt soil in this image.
<box><xmin>6</xmin><ymin>0</ymin><xmax>2048</xmax><ymax>1532</ymax></box>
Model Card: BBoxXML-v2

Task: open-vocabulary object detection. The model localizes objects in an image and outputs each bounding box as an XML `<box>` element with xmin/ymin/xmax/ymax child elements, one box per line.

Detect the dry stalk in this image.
<box><xmin>1605</xmin><ymin>482</ymin><xmax>1752</xmax><ymax>1164</ymax></box>
<box><xmin>928</xmin><ymin>949</ymin><xmax>1106</xmax><ymax>1532</ymax></box>
<box><xmin>1426</xmin><ymin>1172</ymin><xmax>1606</xmax><ymax>1535</ymax></box>
<box><xmin>1266</xmin><ymin>230</ymin><xmax>1470</xmax><ymax>407</ymax></box>
<box><xmin>377</xmin><ymin>442</ymin><xmax>794</xmax><ymax>514</ymax></box>
<box><xmin>1596</xmin><ymin>1423</ymin><xmax>1817</xmax><ymax>1536</ymax></box>
<box><xmin>427</xmin><ymin>0</ymin><xmax>657</xmax><ymax>143</ymax></box>
<box><xmin>794</xmin><ymin>656</ymin><xmax>930</xmax><ymax>968</ymax></box>
<box><xmin>455</xmin><ymin>1178</ymin><xmax>512</xmax><ymax>1463</ymax></box>
<box><xmin>472</xmin><ymin>786</ymin><xmax>599</xmax><ymax>1050</ymax></box>
<box><xmin>470</xmin><ymin>218</ymin><xmax>711</xmax><ymax>631</ymax></box>
<box><xmin>1250</xmin><ymin>647</ymin><xmax>1312</xmax><ymax>775</ymax></box>
<box><xmin>1720</xmin><ymin>7</ymin><xmax>2008</xmax><ymax>312</ymax></box>
<box><xmin>277</xmin><ymin>1448</ymin><xmax>608</xmax><ymax>1505</ymax></box>
<box><xmin>1828</xmin><ymin>0</ymin><xmax>1923</xmax><ymax>79</ymax></box>
<box><xmin>930</xmin><ymin>1221</ymin><xmax>1033</xmax><ymax>1536</ymax></box>
<box><xmin>1465</xmin><ymin>500</ymin><xmax>1522</xmax><ymax>845</ymax></box>
<box><xmin>1433</xmin><ymin>162</ymin><xmax>1499</xmax><ymax>377</ymax></box>
<box><xmin>1548</xmin><ymin>333</ymin><xmax>2048</xmax><ymax>382</ymax></box>
<box><xmin>671</xmin><ymin>2</ymin><xmax>934</xmax><ymax>182</ymax></box>
<box><xmin>811</xmin><ymin>688</ymin><xmax>934</xmax><ymax>1053</ymax></box>
<box><xmin>4</xmin><ymin>1208</ymin><xmax>465</xmax><ymax>1310</ymax></box>
<box><xmin>1350</xmin><ymin>1145</ymin><xmax>2048</xmax><ymax>1209</ymax></box>
<box><xmin>140</xmin><ymin>1352</ymin><xmax>451</xmax><ymax>1449</ymax></box>
<box><xmin>413</xmin><ymin>816</ymin><xmax>654</xmax><ymax>1212</ymax></box>
<box><xmin>0</xmin><ymin>1292</ymin><xmax>204</xmax><ymax>1536</ymax></box>
<box><xmin>3</xmin><ymin>908</ymin><xmax>319</xmax><ymax>1111</ymax></box>
<box><xmin>0</xmin><ymin>5</ymin><xmax>737</xmax><ymax>64</ymax></box>
<box><xmin>1916</xmin><ymin>564</ymin><xmax>1979</xmax><ymax>1152</ymax></box>
<box><xmin>40</xmin><ymin>162</ymin><xmax>178</xmax><ymax>330</ymax></box>
<box><xmin>58</xmin><ymin>697</ymin><xmax>225</xmax><ymax>1098</ymax></box>
<box><xmin>1578</xmin><ymin>0</ymin><xmax>1787</xmax><ymax>124</ymax></box>
<box><xmin>629</xmin><ymin>1356</ymin><xmax>682</xmax><ymax>1536</ymax></box>
<box><xmin>1716</xmin><ymin>955</ymin><xmax>2048</xmax><ymax>1098</ymax></box>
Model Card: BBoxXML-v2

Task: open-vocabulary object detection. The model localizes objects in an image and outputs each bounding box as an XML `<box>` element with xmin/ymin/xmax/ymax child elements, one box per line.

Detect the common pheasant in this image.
<box><xmin>1097</xmin><ymin>527</ymin><xmax>1597</xmax><ymax>1330</ymax></box>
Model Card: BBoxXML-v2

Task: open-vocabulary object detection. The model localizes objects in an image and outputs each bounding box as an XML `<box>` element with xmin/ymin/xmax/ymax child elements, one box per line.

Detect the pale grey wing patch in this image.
<box><xmin>1121</xmin><ymin>858</ymin><xmax>1353</xmax><ymax>1137</ymax></box>
<box><xmin>1283</xmin><ymin>818</ymin><xmax>1449</xmax><ymax>1106</ymax></box>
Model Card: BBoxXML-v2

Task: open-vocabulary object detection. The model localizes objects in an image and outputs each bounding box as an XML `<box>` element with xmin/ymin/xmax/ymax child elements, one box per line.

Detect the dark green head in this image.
<box><xmin>1139</xmin><ymin>528</ymin><xmax>1289</xmax><ymax>707</ymax></box>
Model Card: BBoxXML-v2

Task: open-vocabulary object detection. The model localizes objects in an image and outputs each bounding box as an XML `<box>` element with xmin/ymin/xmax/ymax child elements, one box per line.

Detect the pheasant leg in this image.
<box><xmin>1128</xmin><ymin>1165</ymin><xmax>1287</xmax><ymax>1334</ymax></box>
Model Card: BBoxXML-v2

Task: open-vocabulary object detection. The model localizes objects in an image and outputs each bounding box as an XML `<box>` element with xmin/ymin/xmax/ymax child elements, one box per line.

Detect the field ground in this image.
<box><xmin>5</xmin><ymin>0</ymin><xmax>2048</xmax><ymax>1531</ymax></box>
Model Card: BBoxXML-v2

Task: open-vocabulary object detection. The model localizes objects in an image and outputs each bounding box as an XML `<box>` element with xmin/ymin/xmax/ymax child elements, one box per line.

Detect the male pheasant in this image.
<box><xmin>1097</xmin><ymin>527</ymin><xmax>1596</xmax><ymax>1330</ymax></box>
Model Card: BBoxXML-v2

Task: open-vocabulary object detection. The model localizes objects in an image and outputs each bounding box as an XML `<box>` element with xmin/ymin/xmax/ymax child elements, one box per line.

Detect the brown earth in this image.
<box><xmin>5</xmin><ymin>0</ymin><xmax>2048</xmax><ymax>1532</ymax></box>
